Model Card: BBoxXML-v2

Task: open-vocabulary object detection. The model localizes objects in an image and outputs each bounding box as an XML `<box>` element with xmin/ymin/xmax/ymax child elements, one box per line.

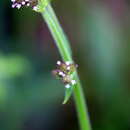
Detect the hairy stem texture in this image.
<box><xmin>42</xmin><ymin>3</ymin><xmax>91</xmax><ymax>130</ymax></box>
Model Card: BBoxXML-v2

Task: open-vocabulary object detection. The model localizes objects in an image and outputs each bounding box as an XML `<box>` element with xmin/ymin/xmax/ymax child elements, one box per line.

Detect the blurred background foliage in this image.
<box><xmin>0</xmin><ymin>0</ymin><xmax>130</xmax><ymax>130</ymax></box>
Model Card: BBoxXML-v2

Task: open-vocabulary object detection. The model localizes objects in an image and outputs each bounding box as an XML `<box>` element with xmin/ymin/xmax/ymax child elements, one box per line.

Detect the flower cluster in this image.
<box><xmin>11</xmin><ymin>0</ymin><xmax>39</xmax><ymax>11</ymax></box>
<box><xmin>52</xmin><ymin>61</ymin><xmax>78</xmax><ymax>88</ymax></box>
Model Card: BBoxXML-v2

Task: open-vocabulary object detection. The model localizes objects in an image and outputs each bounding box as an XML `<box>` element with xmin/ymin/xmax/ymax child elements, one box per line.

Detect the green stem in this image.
<box><xmin>41</xmin><ymin>3</ymin><xmax>91</xmax><ymax>130</ymax></box>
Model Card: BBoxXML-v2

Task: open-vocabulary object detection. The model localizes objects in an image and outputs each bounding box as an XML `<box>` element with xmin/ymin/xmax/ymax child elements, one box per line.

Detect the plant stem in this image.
<box><xmin>41</xmin><ymin>3</ymin><xmax>91</xmax><ymax>130</ymax></box>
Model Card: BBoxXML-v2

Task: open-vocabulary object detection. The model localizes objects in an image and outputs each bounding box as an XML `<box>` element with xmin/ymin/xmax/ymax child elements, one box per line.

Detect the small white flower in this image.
<box><xmin>67</xmin><ymin>66</ymin><xmax>70</xmax><ymax>70</ymax></box>
<box><xmin>66</xmin><ymin>61</ymin><xmax>71</xmax><ymax>66</ymax></box>
<box><xmin>57</xmin><ymin>61</ymin><xmax>61</xmax><ymax>65</ymax></box>
<box><xmin>11</xmin><ymin>0</ymin><xmax>16</xmax><ymax>2</ymax></box>
<box><xmin>26</xmin><ymin>3</ymin><xmax>30</xmax><ymax>6</ymax></box>
<box><xmin>65</xmin><ymin>84</ymin><xmax>71</xmax><ymax>89</ymax></box>
<box><xmin>12</xmin><ymin>4</ymin><xmax>16</xmax><ymax>8</ymax></box>
<box><xmin>16</xmin><ymin>4</ymin><xmax>21</xmax><ymax>9</ymax></box>
<box><xmin>33</xmin><ymin>6</ymin><xmax>38</xmax><ymax>11</ymax></box>
<box><xmin>22</xmin><ymin>1</ymin><xmax>26</xmax><ymax>5</ymax></box>
<box><xmin>71</xmin><ymin>80</ymin><xmax>76</xmax><ymax>85</ymax></box>
<box><xmin>59</xmin><ymin>71</ymin><xmax>66</xmax><ymax>77</ymax></box>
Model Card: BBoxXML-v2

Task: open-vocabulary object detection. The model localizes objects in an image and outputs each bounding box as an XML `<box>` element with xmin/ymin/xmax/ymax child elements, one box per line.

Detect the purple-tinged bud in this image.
<box><xmin>11</xmin><ymin>0</ymin><xmax>38</xmax><ymax>11</ymax></box>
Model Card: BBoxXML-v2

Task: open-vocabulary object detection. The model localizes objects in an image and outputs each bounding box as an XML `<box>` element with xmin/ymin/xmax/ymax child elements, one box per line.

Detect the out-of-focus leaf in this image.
<box><xmin>0</xmin><ymin>53</ymin><xmax>31</xmax><ymax>78</ymax></box>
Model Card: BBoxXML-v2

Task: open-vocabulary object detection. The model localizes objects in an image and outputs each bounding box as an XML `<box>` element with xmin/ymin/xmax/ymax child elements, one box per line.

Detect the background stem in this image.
<box><xmin>41</xmin><ymin>4</ymin><xmax>91</xmax><ymax>130</ymax></box>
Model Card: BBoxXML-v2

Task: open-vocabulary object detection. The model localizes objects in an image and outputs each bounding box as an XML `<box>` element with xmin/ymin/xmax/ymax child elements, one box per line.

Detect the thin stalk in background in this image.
<box><xmin>42</xmin><ymin>4</ymin><xmax>92</xmax><ymax>130</ymax></box>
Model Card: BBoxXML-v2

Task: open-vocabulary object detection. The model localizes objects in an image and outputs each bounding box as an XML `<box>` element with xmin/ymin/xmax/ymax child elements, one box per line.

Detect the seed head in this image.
<box><xmin>11</xmin><ymin>0</ymin><xmax>38</xmax><ymax>10</ymax></box>
<box><xmin>11</xmin><ymin>0</ymin><xmax>50</xmax><ymax>12</ymax></box>
<box><xmin>52</xmin><ymin>61</ymin><xmax>78</xmax><ymax>88</ymax></box>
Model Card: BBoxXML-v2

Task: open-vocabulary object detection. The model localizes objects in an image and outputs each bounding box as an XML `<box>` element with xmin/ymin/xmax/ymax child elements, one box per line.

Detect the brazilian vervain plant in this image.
<box><xmin>11</xmin><ymin>0</ymin><xmax>92</xmax><ymax>130</ymax></box>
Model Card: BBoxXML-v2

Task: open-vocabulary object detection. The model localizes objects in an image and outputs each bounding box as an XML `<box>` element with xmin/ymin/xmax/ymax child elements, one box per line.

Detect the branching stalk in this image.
<box><xmin>42</xmin><ymin>3</ymin><xmax>92</xmax><ymax>130</ymax></box>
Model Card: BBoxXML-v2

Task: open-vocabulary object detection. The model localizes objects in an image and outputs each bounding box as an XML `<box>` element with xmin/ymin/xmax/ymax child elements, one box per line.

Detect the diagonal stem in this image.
<box><xmin>41</xmin><ymin>3</ymin><xmax>92</xmax><ymax>130</ymax></box>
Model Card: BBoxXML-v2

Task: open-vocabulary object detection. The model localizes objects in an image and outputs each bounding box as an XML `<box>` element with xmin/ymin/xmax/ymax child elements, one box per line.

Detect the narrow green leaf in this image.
<box><xmin>62</xmin><ymin>85</ymin><xmax>74</xmax><ymax>104</ymax></box>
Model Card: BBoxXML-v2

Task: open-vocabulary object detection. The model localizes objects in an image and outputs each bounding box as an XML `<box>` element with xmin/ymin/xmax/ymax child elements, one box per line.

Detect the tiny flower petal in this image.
<box><xmin>22</xmin><ymin>1</ymin><xmax>26</xmax><ymax>5</ymax></box>
<box><xmin>66</xmin><ymin>61</ymin><xmax>71</xmax><ymax>66</ymax></box>
<box><xmin>12</xmin><ymin>4</ymin><xmax>16</xmax><ymax>8</ymax></box>
<box><xmin>33</xmin><ymin>6</ymin><xmax>38</xmax><ymax>11</ymax></box>
<box><xmin>59</xmin><ymin>71</ymin><xmax>65</xmax><ymax>77</ymax></box>
<box><xmin>67</xmin><ymin>66</ymin><xmax>70</xmax><ymax>70</ymax></box>
<box><xmin>71</xmin><ymin>80</ymin><xmax>76</xmax><ymax>85</ymax></box>
<box><xmin>57</xmin><ymin>61</ymin><xmax>61</xmax><ymax>65</ymax></box>
<box><xmin>11</xmin><ymin>0</ymin><xmax>16</xmax><ymax>2</ymax></box>
<box><xmin>16</xmin><ymin>4</ymin><xmax>22</xmax><ymax>9</ymax></box>
<box><xmin>26</xmin><ymin>3</ymin><xmax>30</xmax><ymax>6</ymax></box>
<box><xmin>65</xmin><ymin>84</ymin><xmax>71</xmax><ymax>89</ymax></box>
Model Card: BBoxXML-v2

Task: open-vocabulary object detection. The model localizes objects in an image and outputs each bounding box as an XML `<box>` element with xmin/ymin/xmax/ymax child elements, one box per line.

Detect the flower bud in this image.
<box><xmin>11</xmin><ymin>0</ymin><xmax>50</xmax><ymax>12</ymax></box>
